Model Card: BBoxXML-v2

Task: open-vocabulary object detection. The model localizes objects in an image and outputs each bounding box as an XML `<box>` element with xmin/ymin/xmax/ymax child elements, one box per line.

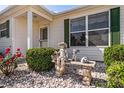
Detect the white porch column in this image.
<box><xmin>10</xmin><ymin>17</ymin><xmax>16</xmax><ymax>54</ymax></box>
<box><xmin>27</xmin><ymin>11</ymin><xmax>33</xmax><ymax>49</ymax></box>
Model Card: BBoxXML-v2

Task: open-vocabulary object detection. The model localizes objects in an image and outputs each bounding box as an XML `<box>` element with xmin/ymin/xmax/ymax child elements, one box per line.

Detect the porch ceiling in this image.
<box><xmin>32</xmin><ymin>13</ymin><xmax>50</xmax><ymax>22</ymax></box>
<box><xmin>10</xmin><ymin>5</ymin><xmax>53</xmax><ymax>21</ymax></box>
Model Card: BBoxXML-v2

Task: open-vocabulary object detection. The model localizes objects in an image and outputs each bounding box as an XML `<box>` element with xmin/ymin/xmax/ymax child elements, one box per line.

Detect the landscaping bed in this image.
<box><xmin>0</xmin><ymin>62</ymin><xmax>106</xmax><ymax>88</ymax></box>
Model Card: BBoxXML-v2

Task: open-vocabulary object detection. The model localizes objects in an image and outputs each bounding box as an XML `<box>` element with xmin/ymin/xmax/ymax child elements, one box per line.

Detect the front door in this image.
<box><xmin>39</xmin><ymin>27</ymin><xmax>48</xmax><ymax>47</ymax></box>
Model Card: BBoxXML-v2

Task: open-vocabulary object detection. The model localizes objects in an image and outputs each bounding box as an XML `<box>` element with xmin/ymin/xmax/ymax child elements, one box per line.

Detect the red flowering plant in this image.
<box><xmin>0</xmin><ymin>48</ymin><xmax>23</xmax><ymax>76</ymax></box>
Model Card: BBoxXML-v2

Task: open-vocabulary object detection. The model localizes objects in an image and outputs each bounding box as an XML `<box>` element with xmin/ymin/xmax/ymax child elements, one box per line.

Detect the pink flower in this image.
<box><xmin>16</xmin><ymin>53</ymin><xmax>21</xmax><ymax>57</ymax></box>
<box><xmin>0</xmin><ymin>55</ymin><xmax>3</xmax><ymax>62</ymax></box>
<box><xmin>16</xmin><ymin>48</ymin><xmax>20</xmax><ymax>51</ymax></box>
<box><xmin>6</xmin><ymin>60</ymin><xmax>10</xmax><ymax>65</ymax></box>
<box><xmin>5</xmin><ymin>48</ymin><xmax>10</xmax><ymax>52</ymax></box>
<box><xmin>0</xmin><ymin>55</ymin><xmax>3</xmax><ymax>58</ymax></box>
<box><xmin>0</xmin><ymin>58</ymin><xmax>3</xmax><ymax>62</ymax></box>
<box><xmin>5</xmin><ymin>48</ymin><xmax>10</xmax><ymax>55</ymax></box>
<box><xmin>11</xmin><ymin>55</ymin><xmax>16</xmax><ymax>61</ymax></box>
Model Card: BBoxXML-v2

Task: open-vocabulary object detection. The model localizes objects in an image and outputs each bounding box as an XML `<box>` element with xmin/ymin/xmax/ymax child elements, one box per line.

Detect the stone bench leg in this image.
<box><xmin>82</xmin><ymin>68</ymin><xmax>92</xmax><ymax>86</ymax></box>
<box><xmin>55</xmin><ymin>58</ymin><xmax>65</xmax><ymax>77</ymax></box>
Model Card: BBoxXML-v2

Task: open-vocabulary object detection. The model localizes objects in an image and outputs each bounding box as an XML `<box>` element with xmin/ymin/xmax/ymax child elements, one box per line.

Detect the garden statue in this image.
<box><xmin>51</xmin><ymin>42</ymin><xmax>68</xmax><ymax>77</ymax></box>
<box><xmin>80</xmin><ymin>56</ymin><xmax>95</xmax><ymax>86</ymax></box>
<box><xmin>72</xmin><ymin>49</ymin><xmax>80</xmax><ymax>61</ymax></box>
<box><xmin>81</xmin><ymin>56</ymin><xmax>89</xmax><ymax>63</ymax></box>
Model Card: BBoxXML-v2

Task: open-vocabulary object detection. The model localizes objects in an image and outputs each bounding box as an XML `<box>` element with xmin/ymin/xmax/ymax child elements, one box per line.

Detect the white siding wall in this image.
<box><xmin>28</xmin><ymin>19</ymin><xmax>51</xmax><ymax>49</ymax></box>
<box><xmin>120</xmin><ymin>6</ymin><xmax>124</xmax><ymax>44</ymax></box>
<box><xmin>14</xmin><ymin>16</ymin><xmax>27</xmax><ymax>54</ymax></box>
<box><xmin>1</xmin><ymin>5</ymin><xmax>124</xmax><ymax>61</ymax></box>
<box><xmin>0</xmin><ymin>17</ymin><xmax>12</xmax><ymax>52</ymax></box>
<box><xmin>49</xmin><ymin>5</ymin><xmax>123</xmax><ymax>61</ymax></box>
<box><xmin>49</xmin><ymin>19</ymin><xmax>64</xmax><ymax>48</ymax></box>
<box><xmin>49</xmin><ymin>17</ymin><xmax>105</xmax><ymax>61</ymax></box>
<box><xmin>14</xmin><ymin>17</ymin><xmax>50</xmax><ymax>54</ymax></box>
<box><xmin>0</xmin><ymin>6</ymin><xmax>29</xmax><ymax>54</ymax></box>
<box><xmin>33</xmin><ymin>20</ymin><xmax>39</xmax><ymax>48</ymax></box>
<box><xmin>38</xmin><ymin>20</ymin><xmax>50</xmax><ymax>47</ymax></box>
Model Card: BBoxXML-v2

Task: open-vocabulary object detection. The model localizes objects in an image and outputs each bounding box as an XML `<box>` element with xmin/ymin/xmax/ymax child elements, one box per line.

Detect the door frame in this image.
<box><xmin>39</xmin><ymin>25</ymin><xmax>50</xmax><ymax>47</ymax></box>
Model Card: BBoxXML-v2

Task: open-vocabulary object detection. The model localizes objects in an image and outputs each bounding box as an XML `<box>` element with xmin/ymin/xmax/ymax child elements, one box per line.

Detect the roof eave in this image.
<box><xmin>53</xmin><ymin>5</ymin><xmax>89</xmax><ymax>15</ymax></box>
<box><xmin>39</xmin><ymin>5</ymin><xmax>56</xmax><ymax>15</ymax></box>
<box><xmin>0</xmin><ymin>5</ymin><xmax>92</xmax><ymax>17</ymax></box>
<box><xmin>0</xmin><ymin>5</ymin><xmax>17</xmax><ymax>15</ymax></box>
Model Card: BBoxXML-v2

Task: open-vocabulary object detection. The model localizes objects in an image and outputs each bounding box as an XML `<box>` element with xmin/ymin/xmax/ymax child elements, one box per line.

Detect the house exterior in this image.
<box><xmin>0</xmin><ymin>5</ymin><xmax>122</xmax><ymax>61</ymax></box>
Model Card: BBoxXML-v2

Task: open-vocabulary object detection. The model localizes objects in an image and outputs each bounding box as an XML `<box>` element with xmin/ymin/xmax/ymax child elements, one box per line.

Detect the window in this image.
<box><xmin>88</xmin><ymin>12</ymin><xmax>109</xmax><ymax>30</ymax></box>
<box><xmin>70</xmin><ymin>17</ymin><xmax>86</xmax><ymax>46</ymax></box>
<box><xmin>0</xmin><ymin>23</ymin><xmax>7</xmax><ymax>31</ymax></box>
<box><xmin>70</xmin><ymin>11</ymin><xmax>109</xmax><ymax>47</ymax></box>
<box><xmin>71</xmin><ymin>32</ymin><xmax>85</xmax><ymax>46</ymax></box>
<box><xmin>88</xmin><ymin>29</ymin><xmax>108</xmax><ymax>46</ymax></box>
<box><xmin>0</xmin><ymin>21</ymin><xmax>9</xmax><ymax>38</ymax></box>
<box><xmin>42</xmin><ymin>28</ymin><xmax>48</xmax><ymax>40</ymax></box>
<box><xmin>1</xmin><ymin>30</ymin><xmax>6</xmax><ymax>37</ymax></box>
<box><xmin>71</xmin><ymin>17</ymin><xmax>86</xmax><ymax>32</ymax></box>
<box><xmin>40</xmin><ymin>27</ymin><xmax>48</xmax><ymax>40</ymax></box>
<box><xmin>88</xmin><ymin>11</ymin><xmax>109</xmax><ymax>46</ymax></box>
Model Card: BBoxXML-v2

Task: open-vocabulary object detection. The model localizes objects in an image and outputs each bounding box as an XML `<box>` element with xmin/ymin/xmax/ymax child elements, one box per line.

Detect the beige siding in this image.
<box><xmin>0</xmin><ymin>6</ymin><xmax>29</xmax><ymax>53</ymax></box>
<box><xmin>68</xmin><ymin>47</ymin><xmax>104</xmax><ymax>61</ymax></box>
<box><xmin>28</xmin><ymin>18</ymin><xmax>50</xmax><ymax>48</ymax></box>
<box><xmin>120</xmin><ymin>6</ymin><xmax>124</xmax><ymax>44</ymax></box>
<box><xmin>38</xmin><ymin>20</ymin><xmax>50</xmax><ymax>47</ymax></box>
<box><xmin>49</xmin><ymin>17</ymin><xmax>105</xmax><ymax>61</ymax></box>
<box><xmin>0</xmin><ymin>17</ymin><xmax>12</xmax><ymax>52</ymax></box>
<box><xmin>1</xmin><ymin>5</ymin><xmax>124</xmax><ymax>61</ymax></box>
<box><xmin>14</xmin><ymin>16</ymin><xmax>27</xmax><ymax>54</ymax></box>
<box><xmin>48</xmin><ymin>5</ymin><xmax>121</xmax><ymax>61</ymax></box>
<box><xmin>49</xmin><ymin>19</ymin><xmax>64</xmax><ymax>48</ymax></box>
<box><xmin>33</xmin><ymin>20</ymin><xmax>39</xmax><ymax>48</ymax></box>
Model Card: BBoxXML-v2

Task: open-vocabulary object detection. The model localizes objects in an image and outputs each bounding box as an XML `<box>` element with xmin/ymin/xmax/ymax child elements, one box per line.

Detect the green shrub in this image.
<box><xmin>104</xmin><ymin>45</ymin><xmax>124</xmax><ymax>68</ymax></box>
<box><xmin>106</xmin><ymin>61</ymin><xmax>124</xmax><ymax>88</ymax></box>
<box><xmin>26</xmin><ymin>48</ymin><xmax>56</xmax><ymax>72</ymax></box>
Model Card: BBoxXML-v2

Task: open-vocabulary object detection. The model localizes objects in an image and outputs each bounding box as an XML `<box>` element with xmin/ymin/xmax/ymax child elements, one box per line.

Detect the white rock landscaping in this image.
<box><xmin>0</xmin><ymin>62</ymin><xmax>106</xmax><ymax>88</ymax></box>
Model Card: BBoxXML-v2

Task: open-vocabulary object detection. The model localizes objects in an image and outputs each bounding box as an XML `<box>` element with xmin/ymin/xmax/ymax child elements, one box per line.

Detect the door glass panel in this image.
<box><xmin>43</xmin><ymin>28</ymin><xmax>47</xmax><ymax>40</ymax></box>
<box><xmin>40</xmin><ymin>27</ymin><xmax>48</xmax><ymax>47</ymax></box>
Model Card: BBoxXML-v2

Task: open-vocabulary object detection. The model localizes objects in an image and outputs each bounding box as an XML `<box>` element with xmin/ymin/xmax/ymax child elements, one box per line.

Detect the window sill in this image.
<box><xmin>70</xmin><ymin>46</ymin><xmax>109</xmax><ymax>48</ymax></box>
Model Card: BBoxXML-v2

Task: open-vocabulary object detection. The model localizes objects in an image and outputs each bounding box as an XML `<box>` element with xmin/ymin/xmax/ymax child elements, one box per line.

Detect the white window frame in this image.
<box><xmin>69</xmin><ymin>10</ymin><xmax>110</xmax><ymax>47</ymax></box>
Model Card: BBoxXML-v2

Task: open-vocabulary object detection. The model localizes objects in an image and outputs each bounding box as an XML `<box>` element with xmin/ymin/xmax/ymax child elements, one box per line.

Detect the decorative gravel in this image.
<box><xmin>0</xmin><ymin>62</ymin><xmax>106</xmax><ymax>88</ymax></box>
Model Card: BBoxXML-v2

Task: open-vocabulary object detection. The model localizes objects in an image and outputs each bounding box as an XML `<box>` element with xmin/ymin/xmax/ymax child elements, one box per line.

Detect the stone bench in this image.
<box><xmin>65</xmin><ymin>61</ymin><xmax>96</xmax><ymax>86</ymax></box>
<box><xmin>51</xmin><ymin>42</ymin><xmax>96</xmax><ymax>86</ymax></box>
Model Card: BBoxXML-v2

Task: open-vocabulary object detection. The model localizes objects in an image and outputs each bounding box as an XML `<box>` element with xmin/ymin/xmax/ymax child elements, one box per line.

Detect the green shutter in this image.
<box><xmin>64</xmin><ymin>19</ymin><xmax>69</xmax><ymax>48</ymax></box>
<box><xmin>6</xmin><ymin>20</ymin><xmax>10</xmax><ymax>38</ymax></box>
<box><xmin>110</xmin><ymin>7</ymin><xmax>120</xmax><ymax>45</ymax></box>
